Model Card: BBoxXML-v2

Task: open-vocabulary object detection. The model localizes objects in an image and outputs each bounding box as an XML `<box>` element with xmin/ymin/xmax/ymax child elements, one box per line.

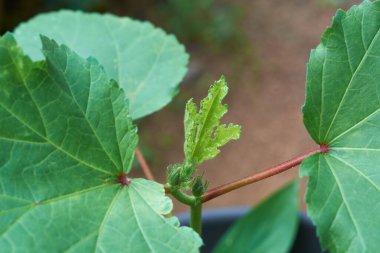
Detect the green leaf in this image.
<box><xmin>0</xmin><ymin>34</ymin><xmax>201</xmax><ymax>252</ymax></box>
<box><xmin>13</xmin><ymin>10</ymin><xmax>189</xmax><ymax>119</ymax></box>
<box><xmin>212</xmin><ymin>181</ymin><xmax>299</xmax><ymax>253</ymax></box>
<box><xmin>184</xmin><ymin>76</ymin><xmax>241</xmax><ymax>165</ymax></box>
<box><xmin>302</xmin><ymin>1</ymin><xmax>380</xmax><ymax>252</ymax></box>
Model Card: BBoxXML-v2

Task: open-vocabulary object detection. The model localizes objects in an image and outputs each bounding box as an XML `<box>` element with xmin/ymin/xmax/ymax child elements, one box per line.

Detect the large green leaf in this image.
<box><xmin>13</xmin><ymin>10</ymin><xmax>189</xmax><ymax>119</ymax></box>
<box><xmin>212</xmin><ymin>181</ymin><xmax>299</xmax><ymax>253</ymax></box>
<box><xmin>302</xmin><ymin>1</ymin><xmax>380</xmax><ymax>252</ymax></box>
<box><xmin>0</xmin><ymin>34</ymin><xmax>201</xmax><ymax>252</ymax></box>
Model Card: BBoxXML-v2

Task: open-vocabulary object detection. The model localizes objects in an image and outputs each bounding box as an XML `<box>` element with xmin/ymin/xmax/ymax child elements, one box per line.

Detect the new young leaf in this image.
<box><xmin>0</xmin><ymin>34</ymin><xmax>201</xmax><ymax>253</ymax></box>
<box><xmin>13</xmin><ymin>10</ymin><xmax>189</xmax><ymax>119</ymax></box>
<box><xmin>302</xmin><ymin>1</ymin><xmax>380</xmax><ymax>252</ymax></box>
<box><xmin>184</xmin><ymin>76</ymin><xmax>241</xmax><ymax>165</ymax></box>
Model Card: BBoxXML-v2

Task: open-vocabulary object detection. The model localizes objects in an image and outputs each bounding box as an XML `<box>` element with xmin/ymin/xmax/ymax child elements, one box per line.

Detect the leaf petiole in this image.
<box><xmin>201</xmin><ymin>147</ymin><xmax>323</xmax><ymax>203</ymax></box>
<box><xmin>167</xmin><ymin>185</ymin><xmax>197</xmax><ymax>206</ymax></box>
<box><xmin>135</xmin><ymin>147</ymin><xmax>156</xmax><ymax>181</ymax></box>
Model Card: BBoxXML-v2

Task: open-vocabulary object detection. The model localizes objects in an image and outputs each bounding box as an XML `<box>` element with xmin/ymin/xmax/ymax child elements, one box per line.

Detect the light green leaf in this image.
<box><xmin>0</xmin><ymin>34</ymin><xmax>201</xmax><ymax>252</ymax></box>
<box><xmin>13</xmin><ymin>10</ymin><xmax>189</xmax><ymax>119</ymax></box>
<box><xmin>212</xmin><ymin>181</ymin><xmax>299</xmax><ymax>253</ymax></box>
<box><xmin>302</xmin><ymin>1</ymin><xmax>380</xmax><ymax>252</ymax></box>
<box><xmin>184</xmin><ymin>76</ymin><xmax>241</xmax><ymax>165</ymax></box>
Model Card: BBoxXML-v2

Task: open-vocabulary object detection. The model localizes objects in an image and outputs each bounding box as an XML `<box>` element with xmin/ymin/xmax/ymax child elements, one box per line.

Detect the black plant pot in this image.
<box><xmin>177</xmin><ymin>207</ymin><xmax>327</xmax><ymax>253</ymax></box>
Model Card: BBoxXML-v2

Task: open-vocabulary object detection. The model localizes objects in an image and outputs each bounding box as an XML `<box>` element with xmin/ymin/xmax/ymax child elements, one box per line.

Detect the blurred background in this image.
<box><xmin>0</xmin><ymin>0</ymin><xmax>362</xmax><ymax>212</ymax></box>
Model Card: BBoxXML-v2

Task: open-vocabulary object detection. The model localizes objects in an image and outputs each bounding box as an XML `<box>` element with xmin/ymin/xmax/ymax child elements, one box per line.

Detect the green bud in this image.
<box><xmin>167</xmin><ymin>164</ymin><xmax>182</xmax><ymax>188</ymax></box>
<box><xmin>167</xmin><ymin>163</ymin><xmax>198</xmax><ymax>191</ymax></box>
<box><xmin>180</xmin><ymin>164</ymin><xmax>196</xmax><ymax>189</ymax></box>
<box><xmin>192</xmin><ymin>175</ymin><xmax>209</xmax><ymax>197</ymax></box>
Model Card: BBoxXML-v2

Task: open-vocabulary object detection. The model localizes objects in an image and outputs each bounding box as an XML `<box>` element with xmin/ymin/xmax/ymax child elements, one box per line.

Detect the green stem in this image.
<box><xmin>167</xmin><ymin>185</ymin><xmax>196</xmax><ymax>206</ymax></box>
<box><xmin>190</xmin><ymin>203</ymin><xmax>202</xmax><ymax>236</ymax></box>
<box><xmin>166</xmin><ymin>184</ymin><xmax>202</xmax><ymax>234</ymax></box>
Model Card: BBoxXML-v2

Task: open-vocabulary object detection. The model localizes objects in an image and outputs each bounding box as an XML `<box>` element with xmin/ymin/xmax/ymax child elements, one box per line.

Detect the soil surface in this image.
<box><xmin>133</xmin><ymin>0</ymin><xmax>362</xmax><ymax>212</ymax></box>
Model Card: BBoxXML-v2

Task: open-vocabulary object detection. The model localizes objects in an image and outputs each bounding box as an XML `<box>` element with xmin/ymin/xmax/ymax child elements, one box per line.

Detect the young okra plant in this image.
<box><xmin>1</xmin><ymin>1</ymin><xmax>380</xmax><ymax>252</ymax></box>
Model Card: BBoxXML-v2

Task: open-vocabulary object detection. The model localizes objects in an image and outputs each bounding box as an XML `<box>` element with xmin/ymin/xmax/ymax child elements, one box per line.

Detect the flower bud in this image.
<box><xmin>192</xmin><ymin>175</ymin><xmax>209</xmax><ymax>197</ymax></box>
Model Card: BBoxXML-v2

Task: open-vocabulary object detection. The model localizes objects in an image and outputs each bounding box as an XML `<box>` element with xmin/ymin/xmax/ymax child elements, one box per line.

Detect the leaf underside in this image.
<box><xmin>0</xmin><ymin>34</ymin><xmax>201</xmax><ymax>253</ymax></box>
<box><xmin>184</xmin><ymin>76</ymin><xmax>241</xmax><ymax>165</ymax></box>
<box><xmin>302</xmin><ymin>1</ymin><xmax>380</xmax><ymax>252</ymax></box>
<box><xmin>212</xmin><ymin>182</ymin><xmax>299</xmax><ymax>253</ymax></box>
<box><xmin>13</xmin><ymin>10</ymin><xmax>189</xmax><ymax>119</ymax></box>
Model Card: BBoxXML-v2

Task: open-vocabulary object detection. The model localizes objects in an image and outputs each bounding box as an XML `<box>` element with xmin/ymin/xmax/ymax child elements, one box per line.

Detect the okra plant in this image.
<box><xmin>1</xmin><ymin>1</ymin><xmax>380</xmax><ymax>252</ymax></box>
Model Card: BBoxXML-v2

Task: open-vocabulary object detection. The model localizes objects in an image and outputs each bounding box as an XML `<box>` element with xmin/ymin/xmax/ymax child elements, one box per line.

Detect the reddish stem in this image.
<box><xmin>135</xmin><ymin>147</ymin><xmax>155</xmax><ymax>181</ymax></box>
<box><xmin>202</xmin><ymin>147</ymin><xmax>322</xmax><ymax>203</ymax></box>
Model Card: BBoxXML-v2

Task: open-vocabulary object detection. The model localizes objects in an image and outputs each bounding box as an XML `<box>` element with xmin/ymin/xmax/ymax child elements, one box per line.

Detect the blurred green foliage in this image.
<box><xmin>156</xmin><ymin>0</ymin><xmax>245</xmax><ymax>50</ymax></box>
<box><xmin>43</xmin><ymin>0</ymin><xmax>103</xmax><ymax>9</ymax></box>
<box><xmin>1</xmin><ymin>0</ymin><xmax>104</xmax><ymax>32</ymax></box>
<box><xmin>1</xmin><ymin>0</ymin><xmax>245</xmax><ymax>50</ymax></box>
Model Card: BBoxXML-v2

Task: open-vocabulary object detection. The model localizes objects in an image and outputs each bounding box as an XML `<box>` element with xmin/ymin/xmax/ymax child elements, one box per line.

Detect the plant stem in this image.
<box><xmin>166</xmin><ymin>185</ymin><xmax>202</xmax><ymax>234</ymax></box>
<box><xmin>190</xmin><ymin>203</ymin><xmax>202</xmax><ymax>236</ymax></box>
<box><xmin>202</xmin><ymin>148</ymin><xmax>321</xmax><ymax>203</ymax></box>
<box><xmin>168</xmin><ymin>186</ymin><xmax>196</xmax><ymax>205</ymax></box>
<box><xmin>135</xmin><ymin>147</ymin><xmax>155</xmax><ymax>181</ymax></box>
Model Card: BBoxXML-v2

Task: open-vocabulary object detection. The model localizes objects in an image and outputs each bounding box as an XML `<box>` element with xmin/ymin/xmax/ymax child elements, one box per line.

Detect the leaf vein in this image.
<box><xmin>324</xmin><ymin>25</ymin><xmax>380</xmax><ymax>142</ymax></box>
<box><xmin>0</xmin><ymin>102</ymin><xmax>112</xmax><ymax>175</ymax></box>
<box><xmin>325</xmin><ymin>156</ymin><xmax>366</xmax><ymax>251</ymax></box>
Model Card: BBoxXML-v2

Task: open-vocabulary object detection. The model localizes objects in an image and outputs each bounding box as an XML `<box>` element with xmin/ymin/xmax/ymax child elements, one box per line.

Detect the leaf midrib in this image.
<box><xmin>329</xmin><ymin>107</ymin><xmax>380</xmax><ymax>144</ymax></box>
<box><xmin>0</xmin><ymin>183</ymin><xmax>112</xmax><ymax>214</ymax></box>
<box><xmin>128</xmin><ymin>186</ymin><xmax>156</xmax><ymax>253</ymax></box>
<box><xmin>94</xmin><ymin>187</ymin><xmax>123</xmax><ymax>253</ymax></box>
<box><xmin>323</xmin><ymin>24</ymin><xmax>380</xmax><ymax>143</ymax></box>
<box><xmin>318</xmin><ymin>46</ymin><xmax>328</xmax><ymax>143</ymax></box>
<box><xmin>330</xmin><ymin>153</ymin><xmax>380</xmax><ymax>193</ymax></box>
<box><xmin>324</xmin><ymin>155</ymin><xmax>366</xmax><ymax>251</ymax></box>
<box><xmin>190</xmin><ymin>85</ymin><xmax>223</xmax><ymax>163</ymax></box>
<box><xmin>0</xmin><ymin>207</ymin><xmax>34</xmax><ymax>237</ymax></box>
<box><xmin>7</xmin><ymin>45</ymin><xmax>48</xmax><ymax>136</ymax></box>
<box><xmin>103</xmin><ymin>18</ymin><xmax>123</xmax><ymax>88</ymax></box>
<box><xmin>132</xmin><ymin>182</ymin><xmax>196</xmax><ymax>253</ymax></box>
<box><xmin>46</xmin><ymin>55</ymin><xmax>122</xmax><ymax>172</ymax></box>
<box><xmin>129</xmin><ymin>35</ymin><xmax>169</xmax><ymax>110</ymax></box>
<box><xmin>1</xmin><ymin>44</ymin><xmax>117</xmax><ymax>175</ymax></box>
<box><xmin>0</xmin><ymin>102</ymin><xmax>112</xmax><ymax>175</ymax></box>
